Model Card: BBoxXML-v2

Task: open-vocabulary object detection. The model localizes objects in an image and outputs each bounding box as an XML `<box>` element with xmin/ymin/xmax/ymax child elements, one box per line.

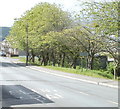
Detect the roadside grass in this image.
<box><xmin>12</xmin><ymin>56</ymin><xmax>26</xmax><ymax>62</ymax></box>
<box><xmin>11</xmin><ymin>56</ymin><xmax>114</xmax><ymax>80</ymax></box>
<box><xmin>42</xmin><ymin>66</ymin><xmax>113</xmax><ymax>79</ymax></box>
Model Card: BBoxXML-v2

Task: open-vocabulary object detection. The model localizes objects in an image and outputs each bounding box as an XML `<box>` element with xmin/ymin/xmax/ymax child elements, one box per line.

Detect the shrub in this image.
<box><xmin>76</xmin><ymin>66</ymin><xmax>80</xmax><ymax>70</ymax></box>
<box><xmin>93</xmin><ymin>58</ymin><xmax>100</xmax><ymax>70</ymax></box>
<box><xmin>107</xmin><ymin>62</ymin><xmax>115</xmax><ymax>74</ymax></box>
<box><xmin>117</xmin><ymin>77</ymin><xmax>120</xmax><ymax>80</ymax></box>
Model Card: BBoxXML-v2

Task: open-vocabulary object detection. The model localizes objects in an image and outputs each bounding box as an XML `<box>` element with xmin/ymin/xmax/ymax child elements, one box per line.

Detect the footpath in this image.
<box><xmin>10</xmin><ymin>58</ymin><xmax>118</xmax><ymax>89</ymax></box>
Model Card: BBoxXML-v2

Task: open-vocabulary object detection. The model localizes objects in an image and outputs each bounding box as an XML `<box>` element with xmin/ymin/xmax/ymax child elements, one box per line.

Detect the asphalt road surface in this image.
<box><xmin>0</xmin><ymin>57</ymin><xmax>118</xmax><ymax>108</ymax></box>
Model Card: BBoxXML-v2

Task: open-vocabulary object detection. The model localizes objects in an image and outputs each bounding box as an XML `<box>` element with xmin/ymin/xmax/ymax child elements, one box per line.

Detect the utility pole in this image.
<box><xmin>14</xmin><ymin>18</ymin><xmax>29</xmax><ymax>66</ymax></box>
<box><xmin>26</xmin><ymin>23</ymin><xmax>29</xmax><ymax>66</ymax></box>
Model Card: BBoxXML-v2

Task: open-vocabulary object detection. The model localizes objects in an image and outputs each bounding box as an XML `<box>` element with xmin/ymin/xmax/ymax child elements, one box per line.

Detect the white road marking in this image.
<box><xmin>2</xmin><ymin>59</ymin><xmax>117</xmax><ymax>106</ymax></box>
<box><xmin>40</xmin><ymin>88</ymin><xmax>51</xmax><ymax>93</ymax></box>
<box><xmin>46</xmin><ymin>93</ymin><xmax>63</xmax><ymax>100</ymax></box>
<box><xmin>24</xmin><ymin>86</ymin><xmax>63</xmax><ymax>101</ymax></box>
<box><xmin>79</xmin><ymin>91</ymin><xmax>89</xmax><ymax>96</ymax></box>
<box><xmin>19</xmin><ymin>90</ymin><xmax>26</xmax><ymax>94</ymax></box>
<box><xmin>42</xmin><ymin>97</ymin><xmax>47</xmax><ymax>100</ymax></box>
<box><xmin>29</xmin><ymin>67</ymin><xmax>118</xmax><ymax>88</ymax></box>
<box><xmin>20</xmin><ymin>97</ymin><xmax>23</xmax><ymax>99</ymax></box>
<box><xmin>54</xmin><ymin>93</ymin><xmax>63</xmax><ymax>98</ymax></box>
<box><xmin>34</xmin><ymin>98</ymin><xmax>43</xmax><ymax>103</ymax></box>
<box><xmin>46</xmin><ymin>94</ymin><xmax>52</xmax><ymax>100</ymax></box>
<box><xmin>99</xmin><ymin>83</ymin><xmax>118</xmax><ymax>88</ymax></box>
<box><xmin>107</xmin><ymin>100</ymin><xmax>118</xmax><ymax>105</ymax></box>
<box><xmin>27</xmin><ymin>67</ymin><xmax>119</xmax><ymax>105</ymax></box>
<box><xmin>29</xmin><ymin>67</ymin><xmax>97</xmax><ymax>84</ymax></box>
<box><xmin>9</xmin><ymin>91</ymin><xmax>12</xmax><ymax>94</ymax></box>
<box><xmin>53</xmin><ymin>90</ymin><xmax>57</xmax><ymax>92</ymax></box>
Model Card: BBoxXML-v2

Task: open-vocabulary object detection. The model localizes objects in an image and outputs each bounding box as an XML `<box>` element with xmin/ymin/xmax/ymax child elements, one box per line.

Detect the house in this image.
<box><xmin>0</xmin><ymin>40</ymin><xmax>19</xmax><ymax>57</ymax></box>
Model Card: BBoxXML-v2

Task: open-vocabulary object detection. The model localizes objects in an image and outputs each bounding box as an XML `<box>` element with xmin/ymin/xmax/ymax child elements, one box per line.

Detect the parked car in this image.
<box><xmin>0</xmin><ymin>52</ymin><xmax>6</xmax><ymax>57</ymax></box>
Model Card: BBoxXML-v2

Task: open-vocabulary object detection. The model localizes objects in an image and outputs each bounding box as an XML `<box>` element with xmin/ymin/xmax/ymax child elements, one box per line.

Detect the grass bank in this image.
<box><xmin>12</xmin><ymin>56</ymin><xmax>114</xmax><ymax>79</ymax></box>
<box><xmin>42</xmin><ymin>66</ymin><xmax>113</xmax><ymax>79</ymax></box>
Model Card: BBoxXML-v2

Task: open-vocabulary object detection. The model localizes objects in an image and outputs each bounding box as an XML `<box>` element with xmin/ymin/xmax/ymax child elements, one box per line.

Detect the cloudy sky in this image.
<box><xmin>0</xmin><ymin>0</ymin><xmax>114</xmax><ymax>27</ymax></box>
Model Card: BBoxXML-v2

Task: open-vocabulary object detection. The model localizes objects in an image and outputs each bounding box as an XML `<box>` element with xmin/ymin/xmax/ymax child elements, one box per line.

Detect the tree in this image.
<box><xmin>77</xmin><ymin>1</ymin><xmax>118</xmax><ymax>36</ymax></box>
<box><xmin>75</xmin><ymin>1</ymin><xmax>119</xmax><ymax>71</ymax></box>
<box><xmin>61</xmin><ymin>26</ymin><xmax>104</xmax><ymax>69</ymax></box>
<box><xmin>7</xmin><ymin>2</ymin><xmax>72</xmax><ymax>63</ymax></box>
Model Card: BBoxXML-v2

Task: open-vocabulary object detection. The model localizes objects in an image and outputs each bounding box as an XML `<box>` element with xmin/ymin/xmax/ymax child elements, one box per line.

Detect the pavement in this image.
<box><xmin>9</xmin><ymin>57</ymin><xmax>118</xmax><ymax>89</ymax></box>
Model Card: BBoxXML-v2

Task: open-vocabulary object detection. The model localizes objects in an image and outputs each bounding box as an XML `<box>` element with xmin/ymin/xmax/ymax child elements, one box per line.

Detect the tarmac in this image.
<box><xmin>9</xmin><ymin>58</ymin><xmax>119</xmax><ymax>89</ymax></box>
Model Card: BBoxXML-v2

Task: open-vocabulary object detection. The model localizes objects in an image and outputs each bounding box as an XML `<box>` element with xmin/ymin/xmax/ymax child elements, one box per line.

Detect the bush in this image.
<box><xmin>117</xmin><ymin>77</ymin><xmax>120</xmax><ymax>80</ymax></box>
<box><xmin>107</xmin><ymin>62</ymin><xmax>115</xmax><ymax>74</ymax></box>
<box><xmin>76</xmin><ymin>66</ymin><xmax>80</xmax><ymax>70</ymax></box>
<box><xmin>93</xmin><ymin>58</ymin><xmax>100</xmax><ymax>70</ymax></box>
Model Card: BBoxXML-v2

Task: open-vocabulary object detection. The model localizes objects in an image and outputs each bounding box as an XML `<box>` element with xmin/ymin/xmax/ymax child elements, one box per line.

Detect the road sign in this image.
<box><xmin>80</xmin><ymin>52</ymin><xmax>88</xmax><ymax>56</ymax></box>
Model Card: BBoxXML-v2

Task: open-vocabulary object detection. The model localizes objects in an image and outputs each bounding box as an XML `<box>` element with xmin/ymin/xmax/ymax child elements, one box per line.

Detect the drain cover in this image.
<box><xmin>2</xmin><ymin>85</ymin><xmax>54</xmax><ymax>107</ymax></box>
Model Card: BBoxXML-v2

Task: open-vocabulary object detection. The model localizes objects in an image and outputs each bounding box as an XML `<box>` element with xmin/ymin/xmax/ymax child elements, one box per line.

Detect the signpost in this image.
<box><xmin>80</xmin><ymin>52</ymin><xmax>88</xmax><ymax>71</ymax></box>
<box><xmin>80</xmin><ymin>52</ymin><xmax>88</xmax><ymax>57</ymax></box>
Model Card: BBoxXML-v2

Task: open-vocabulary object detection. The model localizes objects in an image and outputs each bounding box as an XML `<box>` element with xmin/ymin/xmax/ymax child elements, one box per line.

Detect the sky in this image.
<box><xmin>0</xmin><ymin>0</ymin><xmax>80</xmax><ymax>27</ymax></box>
<box><xmin>0</xmin><ymin>0</ymin><xmax>114</xmax><ymax>27</ymax></box>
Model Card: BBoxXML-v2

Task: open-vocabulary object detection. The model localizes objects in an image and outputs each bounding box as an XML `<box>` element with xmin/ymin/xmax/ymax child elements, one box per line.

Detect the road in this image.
<box><xmin>0</xmin><ymin>57</ymin><xmax>118</xmax><ymax>108</ymax></box>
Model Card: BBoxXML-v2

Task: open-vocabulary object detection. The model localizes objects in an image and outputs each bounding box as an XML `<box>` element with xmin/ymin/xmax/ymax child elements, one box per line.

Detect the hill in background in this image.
<box><xmin>0</xmin><ymin>27</ymin><xmax>11</xmax><ymax>41</ymax></box>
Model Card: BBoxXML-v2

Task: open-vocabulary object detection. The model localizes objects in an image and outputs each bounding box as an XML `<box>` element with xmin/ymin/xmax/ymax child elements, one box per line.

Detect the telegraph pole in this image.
<box><xmin>14</xmin><ymin>18</ymin><xmax>29</xmax><ymax>66</ymax></box>
<box><xmin>26</xmin><ymin>23</ymin><xmax>29</xmax><ymax>66</ymax></box>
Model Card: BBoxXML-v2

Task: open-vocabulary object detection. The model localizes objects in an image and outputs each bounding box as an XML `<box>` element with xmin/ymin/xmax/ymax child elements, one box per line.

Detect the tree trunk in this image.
<box><xmin>46</xmin><ymin>52</ymin><xmax>49</xmax><ymax>65</ymax></box>
<box><xmin>62</xmin><ymin>52</ymin><xmax>65</xmax><ymax>67</ymax></box>
<box><xmin>30</xmin><ymin>49</ymin><xmax>35</xmax><ymax>63</ymax></box>
<box><xmin>32</xmin><ymin>55</ymin><xmax>35</xmax><ymax>63</ymax></box>
<box><xmin>51</xmin><ymin>52</ymin><xmax>56</xmax><ymax>66</ymax></box>
<box><xmin>73</xmin><ymin>57</ymin><xmax>77</xmax><ymax>69</ymax></box>
<box><xmin>58</xmin><ymin>54</ymin><xmax>62</xmax><ymax>67</ymax></box>
<box><xmin>88</xmin><ymin>55</ymin><xmax>94</xmax><ymax>70</ymax></box>
<box><xmin>43</xmin><ymin>55</ymin><xmax>47</xmax><ymax>66</ymax></box>
<box><xmin>116</xmin><ymin>61</ymin><xmax>120</xmax><ymax>76</ymax></box>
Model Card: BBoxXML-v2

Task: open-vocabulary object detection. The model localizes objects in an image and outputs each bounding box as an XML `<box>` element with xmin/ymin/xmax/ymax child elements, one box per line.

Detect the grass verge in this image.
<box><xmin>12</xmin><ymin>56</ymin><xmax>114</xmax><ymax>79</ymax></box>
<box><xmin>42</xmin><ymin>66</ymin><xmax>113</xmax><ymax>79</ymax></box>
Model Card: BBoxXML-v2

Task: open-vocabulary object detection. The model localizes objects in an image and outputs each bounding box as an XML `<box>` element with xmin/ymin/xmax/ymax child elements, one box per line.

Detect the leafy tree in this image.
<box><xmin>7</xmin><ymin>2</ymin><xmax>72</xmax><ymax>63</ymax></box>
<box><xmin>77</xmin><ymin>1</ymin><xmax>119</xmax><ymax>36</ymax></box>
<box><xmin>75</xmin><ymin>1</ymin><xmax>119</xmax><ymax>72</ymax></box>
<box><xmin>61</xmin><ymin>26</ymin><xmax>104</xmax><ymax>69</ymax></box>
